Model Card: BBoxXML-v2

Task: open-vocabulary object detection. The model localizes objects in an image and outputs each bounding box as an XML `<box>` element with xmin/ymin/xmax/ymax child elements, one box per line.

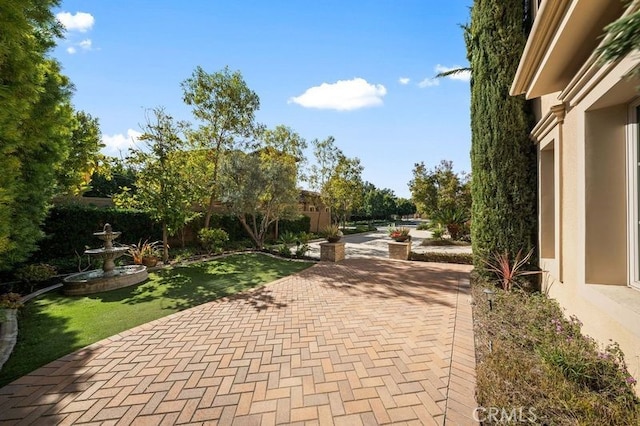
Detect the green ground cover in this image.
<box><xmin>0</xmin><ymin>253</ymin><xmax>312</xmax><ymax>387</ymax></box>
<box><xmin>472</xmin><ymin>278</ymin><xmax>640</xmax><ymax>425</ymax></box>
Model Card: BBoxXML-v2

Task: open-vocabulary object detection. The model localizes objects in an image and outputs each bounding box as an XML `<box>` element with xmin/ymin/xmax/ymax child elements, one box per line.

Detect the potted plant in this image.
<box><xmin>389</xmin><ymin>226</ymin><xmax>411</xmax><ymax>242</ymax></box>
<box><xmin>128</xmin><ymin>240</ymin><xmax>163</xmax><ymax>267</ymax></box>
<box><xmin>322</xmin><ymin>224</ymin><xmax>343</xmax><ymax>243</ymax></box>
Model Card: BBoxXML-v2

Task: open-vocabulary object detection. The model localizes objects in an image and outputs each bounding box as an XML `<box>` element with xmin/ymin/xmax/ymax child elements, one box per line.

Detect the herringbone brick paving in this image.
<box><xmin>0</xmin><ymin>258</ymin><xmax>477</xmax><ymax>425</ymax></box>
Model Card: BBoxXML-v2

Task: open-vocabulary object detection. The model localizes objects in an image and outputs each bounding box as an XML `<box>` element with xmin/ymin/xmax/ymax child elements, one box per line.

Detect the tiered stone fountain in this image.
<box><xmin>63</xmin><ymin>224</ymin><xmax>148</xmax><ymax>296</ymax></box>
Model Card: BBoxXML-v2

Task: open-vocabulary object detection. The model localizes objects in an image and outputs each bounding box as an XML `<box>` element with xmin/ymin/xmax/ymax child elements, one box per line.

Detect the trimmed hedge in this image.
<box><xmin>34</xmin><ymin>205</ymin><xmax>161</xmax><ymax>260</ymax></box>
<box><xmin>32</xmin><ymin>205</ymin><xmax>312</xmax><ymax>260</ymax></box>
<box><xmin>410</xmin><ymin>251</ymin><xmax>473</xmax><ymax>265</ymax></box>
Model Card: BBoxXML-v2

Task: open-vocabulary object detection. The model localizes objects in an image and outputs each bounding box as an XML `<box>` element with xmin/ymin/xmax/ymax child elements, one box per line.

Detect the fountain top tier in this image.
<box><xmin>93</xmin><ymin>223</ymin><xmax>121</xmax><ymax>250</ymax></box>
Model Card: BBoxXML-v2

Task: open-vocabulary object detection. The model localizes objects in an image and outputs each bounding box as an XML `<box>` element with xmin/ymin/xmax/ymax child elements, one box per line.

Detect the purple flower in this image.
<box><xmin>626</xmin><ymin>376</ymin><xmax>637</xmax><ymax>385</ymax></box>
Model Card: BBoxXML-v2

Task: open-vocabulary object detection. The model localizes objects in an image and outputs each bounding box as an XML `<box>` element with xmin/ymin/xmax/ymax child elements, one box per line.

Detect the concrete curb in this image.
<box><xmin>0</xmin><ymin>283</ymin><xmax>63</xmax><ymax>372</ymax></box>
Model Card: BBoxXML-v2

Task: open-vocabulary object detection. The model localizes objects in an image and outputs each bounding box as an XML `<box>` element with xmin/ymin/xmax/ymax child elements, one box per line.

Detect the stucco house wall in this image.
<box><xmin>512</xmin><ymin>0</ymin><xmax>640</xmax><ymax>392</ymax></box>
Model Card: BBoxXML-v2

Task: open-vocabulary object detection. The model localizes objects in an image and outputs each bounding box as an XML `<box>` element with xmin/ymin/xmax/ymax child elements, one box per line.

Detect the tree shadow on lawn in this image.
<box><xmin>91</xmin><ymin>254</ymin><xmax>306</xmax><ymax>311</ymax></box>
<box><xmin>0</xmin><ymin>298</ymin><xmax>82</xmax><ymax>388</ymax></box>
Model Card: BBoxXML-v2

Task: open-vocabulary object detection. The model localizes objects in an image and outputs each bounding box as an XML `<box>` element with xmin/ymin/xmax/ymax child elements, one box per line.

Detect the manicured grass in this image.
<box><xmin>0</xmin><ymin>253</ymin><xmax>312</xmax><ymax>387</ymax></box>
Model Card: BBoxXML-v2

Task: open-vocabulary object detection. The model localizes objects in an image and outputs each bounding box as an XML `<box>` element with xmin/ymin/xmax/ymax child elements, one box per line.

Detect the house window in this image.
<box><xmin>540</xmin><ymin>144</ymin><xmax>555</xmax><ymax>259</ymax></box>
<box><xmin>585</xmin><ymin>105</ymin><xmax>627</xmax><ymax>285</ymax></box>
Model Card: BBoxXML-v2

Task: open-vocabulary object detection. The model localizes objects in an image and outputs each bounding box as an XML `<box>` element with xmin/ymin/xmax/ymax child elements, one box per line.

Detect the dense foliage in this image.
<box><xmin>0</xmin><ymin>1</ymin><xmax>73</xmax><ymax>270</ymax></box>
<box><xmin>465</xmin><ymin>0</ymin><xmax>537</xmax><ymax>269</ymax></box>
<box><xmin>181</xmin><ymin>66</ymin><xmax>262</xmax><ymax>228</ymax></box>
<box><xmin>409</xmin><ymin>160</ymin><xmax>470</xmax><ymax>218</ymax></box>
<box><xmin>56</xmin><ymin>111</ymin><xmax>104</xmax><ymax>195</ymax></box>
<box><xmin>30</xmin><ymin>204</ymin><xmax>310</xmax><ymax>264</ymax></box>
<box><xmin>34</xmin><ymin>205</ymin><xmax>162</xmax><ymax>260</ymax></box>
<box><xmin>356</xmin><ymin>182</ymin><xmax>397</xmax><ymax>220</ymax></box>
<box><xmin>117</xmin><ymin>107</ymin><xmax>200</xmax><ymax>261</ymax></box>
<box><xmin>0</xmin><ymin>1</ymin><xmax>106</xmax><ymax>271</ymax></box>
<box><xmin>309</xmin><ymin>137</ymin><xmax>364</xmax><ymax>226</ymax></box>
<box><xmin>220</xmin><ymin>145</ymin><xmax>300</xmax><ymax>248</ymax></box>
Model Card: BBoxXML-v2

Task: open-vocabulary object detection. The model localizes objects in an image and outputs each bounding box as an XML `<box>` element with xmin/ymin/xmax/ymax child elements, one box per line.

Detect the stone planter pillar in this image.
<box><xmin>320</xmin><ymin>242</ymin><xmax>346</xmax><ymax>262</ymax></box>
<box><xmin>388</xmin><ymin>241</ymin><xmax>411</xmax><ymax>261</ymax></box>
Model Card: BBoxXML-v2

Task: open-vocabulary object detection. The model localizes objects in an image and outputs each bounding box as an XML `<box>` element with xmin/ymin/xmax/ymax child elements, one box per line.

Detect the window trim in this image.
<box><xmin>627</xmin><ymin>99</ymin><xmax>640</xmax><ymax>289</ymax></box>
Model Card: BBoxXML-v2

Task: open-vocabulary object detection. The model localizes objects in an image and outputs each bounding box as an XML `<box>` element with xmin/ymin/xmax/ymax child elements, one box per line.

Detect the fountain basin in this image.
<box><xmin>63</xmin><ymin>265</ymin><xmax>148</xmax><ymax>296</ymax></box>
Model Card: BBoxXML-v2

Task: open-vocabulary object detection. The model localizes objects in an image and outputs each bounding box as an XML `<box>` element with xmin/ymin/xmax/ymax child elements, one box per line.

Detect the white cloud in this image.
<box><xmin>102</xmin><ymin>129</ymin><xmax>142</xmax><ymax>155</ymax></box>
<box><xmin>56</xmin><ymin>11</ymin><xmax>95</xmax><ymax>32</ymax></box>
<box><xmin>64</xmin><ymin>39</ymin><xmax>94</xmax><ymax>55</ymax></box>
<box><xmin>288</xmin><ymin>78</ymin><xmax>387</xmax><ymax>111</ymax></box>
<box><xmin>398</xmin><ymin>77</ymin><xmax>410</xmax><ymax>85</ymax></box>
<box><xmin>418</xmin><ymin>78</ymin><xmax>439</xmax><ymax>88</ymax></box>
<box><xmin>79</xmin><ymin>39</ymin><xmax>92</xmax><ymax>50</ymax></box>
<box><xmin>434</xmin><ymin>64</ymin><xmax>471</xmax><ymax>82</ymax></box>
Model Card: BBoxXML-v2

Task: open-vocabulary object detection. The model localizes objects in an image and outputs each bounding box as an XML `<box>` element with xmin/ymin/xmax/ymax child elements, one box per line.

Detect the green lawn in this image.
<box><xmin>0</xmin><ymin>253</ymin><xmax>312</xmax><ymax>387</ymax></box>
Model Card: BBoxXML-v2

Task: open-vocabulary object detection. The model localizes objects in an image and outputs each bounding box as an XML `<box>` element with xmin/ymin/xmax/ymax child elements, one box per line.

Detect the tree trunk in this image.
<box><xmin>238</xmin><ymin>215</ymin><xmax>261</xmax><ymax>248</ymax></box>
<box><xmin>162</xmin><ymin>223</ymin><xmax>169</xmax><ymax>262</ymax></box>
<box><xmin>204</xmin><ymin>194</ymin><xmax>216</xmax><ymax>229</ymax></box>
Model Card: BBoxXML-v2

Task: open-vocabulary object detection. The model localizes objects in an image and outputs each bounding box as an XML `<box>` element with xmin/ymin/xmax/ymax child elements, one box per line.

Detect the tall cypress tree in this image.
<box><xmin>465</xmin><ymin>0</ymin><xmax>537</xmax><ymax>270</ymax></box>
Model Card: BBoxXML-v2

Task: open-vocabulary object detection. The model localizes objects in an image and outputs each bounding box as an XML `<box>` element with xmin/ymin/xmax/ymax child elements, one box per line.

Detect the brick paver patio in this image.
<box><xmin>0</xmin><ymin>258</ymin><xmax>477</xmax><ymax>425</ymax></box>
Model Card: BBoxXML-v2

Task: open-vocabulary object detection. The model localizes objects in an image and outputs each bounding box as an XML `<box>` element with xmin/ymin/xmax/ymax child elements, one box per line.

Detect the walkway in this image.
<box><xmin>306</xmin><ymin>227</ymin><xmax>472</xmax><ymax>259</ymax></box>
<box><xmin>0</xmin><ymin>259</ymin><xmax>477</xmax><ymax>425</ymax></box>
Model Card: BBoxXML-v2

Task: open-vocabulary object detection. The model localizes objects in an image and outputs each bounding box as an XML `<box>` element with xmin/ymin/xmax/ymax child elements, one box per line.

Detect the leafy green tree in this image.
<box><xmin>181</xmin><ymin>66</ymin><xmax>262</xmax><ymax>229</ymax></box>
<box><xmin>220</xmin><ymin>140</ymin><xmax>300</xmax><ymax>249</ymax></box>
<box><xmin>56</xmin><ymin>111</ymin><xmax>104</xmax><ymax>195</ymax></box>
<box><xmin>409</xmin><ymin>160</ymin><xmax>471</xmax><ymax>218</ymax></box>
<box><xmin>324</xmin><ymin>154</ymin><xmax>364</xmax><ymax>227</ymax></box>
<box><xmin>309</xmin><ymin>137</ymin><xmax>364</xmax><ymax>226</ymax></box>
<box><xmin>85</xmin><ymin>157</ymin><xmax>138</xmax><ymax>198</ymax></box>
<box><xmin>465</xmin><ymin>0</ymin><xmax>537</xmax><ymax>269</ymax></box>
<box><xmin>396</xmin><ymin>198</ymin><xmax>417</xmax><ymax>218</ymax></box>
<box><xmin>120</xmin><ymin>108</ymin><xmax>200</xmax><ymax>261</ymax></box>
<box><xmin>0</xmin><ymin>0</ymin><xmax>76</xmax><ymax>270</ymax></box>
<box><xmin>359</xmin><ymin>183</ymin><xmax>397</xmax><ymax>220</ymax></box>
<box><xmin>261</xmin><ymin>125</ymin><xmax>307</xmax><ymax>181</ymax></box>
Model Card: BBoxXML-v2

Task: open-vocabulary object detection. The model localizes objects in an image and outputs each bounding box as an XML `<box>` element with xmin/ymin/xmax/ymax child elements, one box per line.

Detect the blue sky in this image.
<box><xmin>53</xmin><ymin>1</ymin><xmax>472</xmax><ymax>199</ymax></box>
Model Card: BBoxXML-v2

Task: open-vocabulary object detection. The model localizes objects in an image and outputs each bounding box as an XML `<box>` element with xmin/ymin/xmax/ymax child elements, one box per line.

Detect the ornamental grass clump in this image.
<box><xmin>388</xmin><ymin>227</ymin><xmax>411</xmax><ymax>240</ymax></box>
<box><xmin>321</xmin><ymin>224</ymin><xmax>343</xmax><ymax>242</ymax></box>
<box><xmin>483</xmin><ymin>248</ymin><xmax>541</xmax><ymax>291</ymax></box>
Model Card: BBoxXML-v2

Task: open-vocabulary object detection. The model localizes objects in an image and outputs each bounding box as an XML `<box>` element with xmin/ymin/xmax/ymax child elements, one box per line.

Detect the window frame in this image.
<box><xmin>627</xmin><ymin>99</ymin><xmax>640</xmax><ymax>289</ymax></box>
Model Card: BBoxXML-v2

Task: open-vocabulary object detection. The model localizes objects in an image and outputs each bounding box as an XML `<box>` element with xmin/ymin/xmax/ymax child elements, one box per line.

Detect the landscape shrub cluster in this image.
<box><xmin>472</xmin><ymin>278</ymin><xmax>640</xmax><ymax>425</ymax></box>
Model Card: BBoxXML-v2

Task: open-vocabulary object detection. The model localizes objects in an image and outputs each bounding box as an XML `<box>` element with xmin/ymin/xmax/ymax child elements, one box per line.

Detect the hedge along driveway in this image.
<box><xmin>0</xmin><ymin>253</ymin><xmax>313</xmax><ymax>387</ymax></box>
